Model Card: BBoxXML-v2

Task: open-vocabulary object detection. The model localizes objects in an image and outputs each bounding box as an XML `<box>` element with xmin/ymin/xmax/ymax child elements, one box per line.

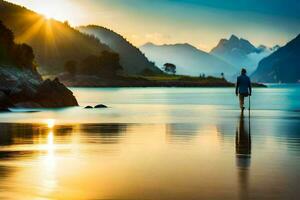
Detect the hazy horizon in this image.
<box><xmin>6</xmin><ymin>0</ymin><xmax>300</xmax><ymax>51</ymax></box>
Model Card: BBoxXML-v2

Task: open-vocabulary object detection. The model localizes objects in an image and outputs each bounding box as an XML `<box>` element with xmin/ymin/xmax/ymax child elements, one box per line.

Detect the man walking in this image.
<box><xmin>236</xmin><ymin>68</ymin><xmax>252</xmax><ymax>112</ymax></box>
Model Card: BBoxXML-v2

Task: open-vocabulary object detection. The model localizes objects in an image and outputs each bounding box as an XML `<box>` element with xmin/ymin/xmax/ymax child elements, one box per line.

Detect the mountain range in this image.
<box><xmin>252</xmin><ymin>34</ymin><xmax>300</xmax><ymax>83</ymax></box>
<box><xmin>78</xmin><ymin>25</ymin><xmax>161</xmax><ymax>75</ymax></box>
<box><xmin>1</xmin><ymin>0</ymin><xmax>299</xmax><ymax>83</ymax></box>
<box><xmin>210</xmin><ymin>35</ymin><xmax>278</xmax><ymax>73</ymax></box>
<box><xmin>140</xmin><ymin>42</ymin><xmax>237</xmax><ymax>78</ymax></box>
<box><xmin>0</xmin><ymin>0</ymin><xmax>160</xmax><ymax>76</ymax></box>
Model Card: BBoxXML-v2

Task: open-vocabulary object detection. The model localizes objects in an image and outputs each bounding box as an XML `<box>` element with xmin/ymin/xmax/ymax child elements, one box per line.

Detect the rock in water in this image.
<box><xmin>0</xmin><ymin>66</ymin><xmax>78</xmax><ymax>108</ymax></box>
<box><xmin>84</xmin><ymin>106</ymin><xmax>93</xmax><ymax>109</ymax></box>
<box><xmin>0</xmin><ymin>91</ymin><xmax>12</xmax><ymax>109</ymax></box>
<box><xmin>94</xmin><ymin>104</ymin><xmax>108</xmax><ymax>108</ymax></box>
<box><xmin>34</xmin><ymin>78</ymin><xmax>78</xmax><ymax>107</ymax></box>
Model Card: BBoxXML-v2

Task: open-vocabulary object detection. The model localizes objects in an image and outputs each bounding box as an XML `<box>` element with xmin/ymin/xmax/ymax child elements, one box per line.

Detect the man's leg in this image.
<box><xmin>239</xmin><ymin>94</ymin><xmax>245</xmax><ymax>110</ymax></box>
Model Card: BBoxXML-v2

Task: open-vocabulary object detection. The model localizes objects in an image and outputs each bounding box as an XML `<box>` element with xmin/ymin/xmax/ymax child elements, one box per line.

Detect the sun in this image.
<box><xmin>12</xmin><ymin>0</ymin><xmax>70</xmax><ymax>21</ymax></box>
<box><xmin>46</xmin><ymin>119</ymin><xmax>56</xmax><ymax>129</ymax></box>
<box><xmin>39</xmin><ymin>5</ymin><xmax>63</xmax><ymax>21</ymax></box>
<box><xmin>9</xmin><ymin>0</ymin><xmax>82</xmax><ymax>25</ymax></box>
<box><xmin>42</xmin><ymin>12</ymin><xmax>52</xmax><ymax>20</ymax></box>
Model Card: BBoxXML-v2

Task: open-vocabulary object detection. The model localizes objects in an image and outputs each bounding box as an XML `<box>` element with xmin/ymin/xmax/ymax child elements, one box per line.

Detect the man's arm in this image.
<box><xmin>235</xmin><ymin>78</ymin><xmax>239</xmax><ymax>96</ymax></box>
<box><xmin>248</xmin><ymin>78</ymin><xmax>252</xmax><ymax>96</ymax></box>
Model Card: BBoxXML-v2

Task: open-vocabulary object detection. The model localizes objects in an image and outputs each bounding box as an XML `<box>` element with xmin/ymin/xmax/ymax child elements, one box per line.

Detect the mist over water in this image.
<box><xmin>0</xmin><ymin>85</ymin><xmax>300</xmax><ymax>199</ymax></box>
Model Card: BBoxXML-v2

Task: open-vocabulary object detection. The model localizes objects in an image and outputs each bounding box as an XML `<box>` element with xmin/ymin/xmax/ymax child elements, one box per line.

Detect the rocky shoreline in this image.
<box><xmin>0</xmin><ymin>21</ymin><xmax>78</xmax><ymax>111</ymax></box>
<box><xmin>0</xmin><ymin>66</ymin><xmax>78</xmax><ymax>111</ymax></box>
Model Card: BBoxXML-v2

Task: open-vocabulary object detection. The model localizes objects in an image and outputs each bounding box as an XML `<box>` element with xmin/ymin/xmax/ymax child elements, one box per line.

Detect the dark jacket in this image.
<box><xmin>236</xmin><ymin>74</ymin><xmax>252</xmax><ymax>95</ymax></box>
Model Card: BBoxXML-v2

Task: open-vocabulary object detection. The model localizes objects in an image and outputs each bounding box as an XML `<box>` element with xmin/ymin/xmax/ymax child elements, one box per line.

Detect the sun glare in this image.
<box><xmin>42</xmin><ymin>13</ymin><xmax>52</xmax><ymax>20</ymax></box>
<box><xmin>39</xmin><ymin>6</ymin><xmax>63</xmax><ymax>21</ymax></box>
<box><xmin>46</xmin><ymin>119</ymin><xmax>56</xmax><ymax>129</ymax></box>
<box><xmin>12</xmin><ymin>0</ymin><xmax>75</xmax><ymax>23</ymax></box>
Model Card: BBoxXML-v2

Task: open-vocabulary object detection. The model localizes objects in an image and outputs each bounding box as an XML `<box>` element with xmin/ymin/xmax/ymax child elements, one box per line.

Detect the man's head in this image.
<box><xmin>241</xmin><ymin>68</ymin><xmax>247</xmax><ymax>75</ymax></box>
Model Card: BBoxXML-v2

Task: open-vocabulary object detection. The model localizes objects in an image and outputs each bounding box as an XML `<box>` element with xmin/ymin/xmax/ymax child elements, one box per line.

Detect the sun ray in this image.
<box><xmin>16</xmin><ymin>17</ymin><xmax>46</xmax><ymax>42</ymax></box>
<box><xmin>43</xmin><ymin>19</ymin><xmax>60</xmax><ymax>58</ymax></box>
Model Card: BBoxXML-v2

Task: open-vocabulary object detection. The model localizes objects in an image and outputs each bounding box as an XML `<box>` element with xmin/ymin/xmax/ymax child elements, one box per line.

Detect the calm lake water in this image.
<box><xmin>0</xmin><ymin>85</ymin><xmax>300</xmax><ymax>199</ymax></box>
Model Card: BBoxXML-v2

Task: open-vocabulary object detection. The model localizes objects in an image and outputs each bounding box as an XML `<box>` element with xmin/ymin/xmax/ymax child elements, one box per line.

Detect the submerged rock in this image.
<box><xmin>94</xmin><ymin>104</ymin><xmax>108</xmax><ymax>108</ymax></box>
<box><xmin>84</xmin><ymin>105</ymin><xmax>108</xmax><ymax>109</ymax></box>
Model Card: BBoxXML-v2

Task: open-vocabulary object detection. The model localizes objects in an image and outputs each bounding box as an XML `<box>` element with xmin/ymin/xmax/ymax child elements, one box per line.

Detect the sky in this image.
<box><xmin>7</xmin><ymin>0</ymin><xmax>300</xmax><ymax>51</ymax></box>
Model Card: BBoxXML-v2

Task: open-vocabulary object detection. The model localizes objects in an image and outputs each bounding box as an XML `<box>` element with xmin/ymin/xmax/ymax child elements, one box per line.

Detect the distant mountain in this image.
<box><xmin>211</xmin><ymin>35</ymin><xmax>258</xmax><ymax>55</ymax></box>
<box><xmin>140</xmin><ymin>42</ymin><xmax>237</xmax><ymax>77</ymax></box>
<box><xmin>0</xmin><ymin>0</ymin><xmax>110</xmax><ymax>75</ymax></box>
<box><xmin>251</xmin><ymin>34</ymin><xmax>300</xmax><ymax>83</ymax></box>
<box><xmin>78</xmin><ymin>25</ymin><xmax>161</xmax><ymax>75</ymax></box>
<box><xmin>270</xmin><ymin>45</ymin><xmax>281</xmax><ymax>52</ymax></box>
<box><xmin>210</xmin><ymin>35</ymin><xmax>275</xmax><ymax>73</ymax></box>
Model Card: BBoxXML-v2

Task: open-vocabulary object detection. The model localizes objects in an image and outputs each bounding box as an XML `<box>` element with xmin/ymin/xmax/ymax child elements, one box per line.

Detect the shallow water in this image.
<box><xmin>0</xmin><ymin>85</ymin><xmax>300</xmax><ymax>199</ymax></box>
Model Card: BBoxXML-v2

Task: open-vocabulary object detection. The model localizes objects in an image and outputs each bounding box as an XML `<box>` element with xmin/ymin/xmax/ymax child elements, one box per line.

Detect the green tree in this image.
<box><xmin>221</xmin><ymin>72</ymin><xmax>224</xmax><ymax>79</ymax></box>
<box><xmin>0</xmin><ymin>20</ymin><xmax>14</xmax><ymax>63</ymax></box>
<box><xmin>199</xmin><ymin>73</ymin><xmax>206</xmax><ymax>78</ymax></box>
<box><xmin>63</xmin><ymin>20</ymin><xmax>70</xmax><ymax>27</ymax></box>
<box><xmin>64</xmin><ymin>60</ymin><xmax>77</xmax><ymax>76</ymax></box>
<box><xmin>0</xmin><ymin>20</ymin><xmax>35</xmax><ymax>69</ymax></box>
<box><xmin>13</xmin><ymin>44</ymin><xmax>35</xmax><ymax>69</ymax></box>
<box><xmin>79</xmin><ymin>51</ymin><xmax>123</xmax><ymax>77</ymax></box>
<box><xmin>99</xmin><ymin>51</ymin><xmax>122</xmax><ymax>76</ymax></box>
<box><xmin>163</xmin><ymin>63</ymin><xmax>176</xmax><ymax>75</ymax></box>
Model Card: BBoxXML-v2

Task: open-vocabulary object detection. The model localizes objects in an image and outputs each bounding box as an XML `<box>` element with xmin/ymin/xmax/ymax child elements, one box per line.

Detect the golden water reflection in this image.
<box><xmin>0</xmin><ymin>119</ymin><xmax>299</xmax><ymax>199</ymax></box>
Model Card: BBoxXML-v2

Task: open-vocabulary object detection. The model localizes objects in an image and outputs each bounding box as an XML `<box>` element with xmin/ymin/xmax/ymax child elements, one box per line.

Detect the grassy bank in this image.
<box><xmin>56</xmin><ymin>73</ymin><xmax>266</xmax><ymax>88</ymax></box>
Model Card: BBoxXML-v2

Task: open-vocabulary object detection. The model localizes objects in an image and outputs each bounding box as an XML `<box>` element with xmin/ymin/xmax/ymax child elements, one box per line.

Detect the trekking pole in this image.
<box><xmin>248</xmin><ymin>95</ymin><xmax>251</xmax><ymax>147</ymax></box>
<box><xmin>248</xmin><ymin>95</ymin><xmax>251</xmax><ymax>111</ymax></box>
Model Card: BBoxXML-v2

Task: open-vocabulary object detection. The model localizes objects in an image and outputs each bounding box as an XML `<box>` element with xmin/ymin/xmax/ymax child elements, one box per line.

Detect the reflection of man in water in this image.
<box><xmin>236</xmin><ymin>68</ymin><xmax>252</xmax><ymax>112</ymax></box>
<box><xmin>236</xmin><ymin>112</ymin><xmax>251</xmax><ymax>197</ymax></box>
